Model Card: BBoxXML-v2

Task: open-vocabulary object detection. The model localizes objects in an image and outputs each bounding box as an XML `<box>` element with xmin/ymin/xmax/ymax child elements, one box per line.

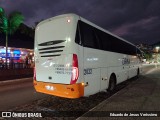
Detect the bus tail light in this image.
<box><xmin>70</xmin><ymin>54</ymin><xmax>79</xmax><ymax>84</ymax></box>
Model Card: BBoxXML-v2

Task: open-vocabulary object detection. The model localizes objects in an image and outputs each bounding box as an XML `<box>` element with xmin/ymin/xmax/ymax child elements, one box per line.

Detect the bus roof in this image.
<box><xmin>36</xmin><ymin>13</ymin><xmax>79</xmax><ymax>27</ymax></box>
<box><xmin>37</xmin><ymin>13</ymin><xmax>136</xmax><ymax>48</ymax></box>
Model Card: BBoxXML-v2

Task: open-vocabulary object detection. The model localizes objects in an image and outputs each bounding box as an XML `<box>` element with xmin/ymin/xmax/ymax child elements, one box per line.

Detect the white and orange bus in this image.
<box><xmin>34</xmin><ymin>14</ymin><xmax>142</xmax><ymax>98</ymax></box>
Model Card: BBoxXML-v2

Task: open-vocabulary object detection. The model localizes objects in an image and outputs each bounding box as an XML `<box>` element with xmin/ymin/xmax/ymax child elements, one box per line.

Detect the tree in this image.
<box><xmin>0</xmin><ymin>7</ymin><xmax>24</xmax><ymax>65</ymax></box>
<box><xmin>22</xmin><ymin>24</ymin><xmax>34</xmax><ymax>38</ymax></box>
<box><xmin>143</xmin><ymin>52</ymin><xmax>152</xmax><ymax>61</ymax></box>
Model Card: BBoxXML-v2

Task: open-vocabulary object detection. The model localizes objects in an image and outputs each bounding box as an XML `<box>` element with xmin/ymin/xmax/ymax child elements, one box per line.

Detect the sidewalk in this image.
<box><xmin>77</xmin><ymin>67</ymin><xmax>160</xmax><ymax>120</ymax></box>
<box><xmin>0</xmin><ymin>68</ymin><xmax>33</xmax><ymax>81</ymax></box>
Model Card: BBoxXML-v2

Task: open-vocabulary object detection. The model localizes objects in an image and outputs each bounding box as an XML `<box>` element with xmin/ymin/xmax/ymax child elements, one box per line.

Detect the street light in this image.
<box><xmin>155</xmin><ymin>46</ymin><xmax>160</xmax><ymax>52</ymax></box>
<box><xmin>155</xmin><ymin>46</ymin><xmax>160</xmax><ymax>63</ymax></box>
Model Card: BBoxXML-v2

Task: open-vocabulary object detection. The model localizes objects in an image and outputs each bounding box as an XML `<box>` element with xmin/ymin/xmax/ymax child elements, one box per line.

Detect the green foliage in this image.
<box><xmin>8</xmin><ymin>12</ymin><xmax>24</xmax><ymax>34</ymax></box>
<box><xmin>0</xmin><ymin>7</ymin><xmax>24</xmax><ymax>62</ymax></box>
<box><xmin>143</xmin><ymin>52</ymin><xmax>152</xmax><ymax>61</ymax></box>
<box><xmin>0</xmin><ymin>7</ymin><xmax>24</xmax><ymax>35</ymax></box>
<box><xmin>0</xmin><ymin>8</ymin><xmax>8</xmax><ymax>33</ymax></box>
<box><xmin>0</xmin><ymin>8</ymin><xmax>4</xmax><ymax>12</ymax></box>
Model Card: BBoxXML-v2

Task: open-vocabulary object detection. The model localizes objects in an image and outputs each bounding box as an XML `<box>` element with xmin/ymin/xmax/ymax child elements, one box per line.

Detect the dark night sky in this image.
<box><xmin>1</xmin><ymin>0</ymin><xmax>160</xmax><ymax>45</ymax></box>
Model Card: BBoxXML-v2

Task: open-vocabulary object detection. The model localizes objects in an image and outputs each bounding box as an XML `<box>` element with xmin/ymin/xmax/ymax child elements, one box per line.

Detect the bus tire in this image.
<box><xmin>107</xmin><ymin>74</ymin><xmax>116</xmax><ymax>92</ymax></box>
<box><xmin>136</xmin><ymin>68</ymin><xmax>140</xmax><ymax>78</ymax></box>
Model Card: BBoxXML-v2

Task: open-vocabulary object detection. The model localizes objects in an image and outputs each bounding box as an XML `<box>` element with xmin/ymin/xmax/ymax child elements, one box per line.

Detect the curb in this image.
<box><xmin>75</xmin><ymin>77</ymin><xmax>136</xmax><ymax>120</ymax></box>
<box><xmin>76</xmin><ymin>90</ymin><xmax>122</xmax><ymax>120</ymax></box>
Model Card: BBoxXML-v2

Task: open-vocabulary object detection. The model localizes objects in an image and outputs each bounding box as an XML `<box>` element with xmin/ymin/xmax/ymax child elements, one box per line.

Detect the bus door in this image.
<box><xmin>100</xmin><ymin>68</ymin><xmax>108</xmax><ymax>91</ymax></box>
<box><xmin>83</xmin><ymin>48</ymin><xmax>101</xmax><ymax>96</ymax></box>
<box><xmin>122</xmin><ymin>56</ymin><xmax>129</xmax><ymax>81</ymax></box>
<box><xmin>128</xmin><ymin>55</ymin><xmax>137</xmax><ymax>78</ymax></box>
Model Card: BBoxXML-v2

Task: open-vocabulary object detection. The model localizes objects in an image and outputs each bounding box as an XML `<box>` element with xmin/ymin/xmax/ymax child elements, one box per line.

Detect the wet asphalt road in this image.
<box><xmin>0</xmin><ymin>78</ymin><xmax>47</xmax><ymax>111</ymax></box>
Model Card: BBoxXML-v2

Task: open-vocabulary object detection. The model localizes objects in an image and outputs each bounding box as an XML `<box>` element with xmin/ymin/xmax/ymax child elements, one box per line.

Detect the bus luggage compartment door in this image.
<box><xmin>84</xmin><ymin>68</ymin><xmax>100</xmax><ymax>96</ymax></box>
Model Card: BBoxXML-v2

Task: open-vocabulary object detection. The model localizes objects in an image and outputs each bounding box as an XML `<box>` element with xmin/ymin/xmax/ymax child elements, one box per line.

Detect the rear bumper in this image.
<box><xmin>33</xmin><ymin>80</ymin><xmax>84</xmax><ymax>98</ymax></box>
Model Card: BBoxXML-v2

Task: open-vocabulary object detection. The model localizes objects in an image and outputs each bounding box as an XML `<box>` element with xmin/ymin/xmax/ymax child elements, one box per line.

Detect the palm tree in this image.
<box><xmin>0</xmin><ymin>7</ymin><xmax>24</xmax><ymax>66</ymax></box>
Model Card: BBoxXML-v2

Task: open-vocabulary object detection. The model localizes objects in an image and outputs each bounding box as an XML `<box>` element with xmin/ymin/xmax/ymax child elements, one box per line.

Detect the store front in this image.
<box><xmin>0</xmin><ymin>46</ymin><xmax>34</xmax><ymax>68</ymax></box>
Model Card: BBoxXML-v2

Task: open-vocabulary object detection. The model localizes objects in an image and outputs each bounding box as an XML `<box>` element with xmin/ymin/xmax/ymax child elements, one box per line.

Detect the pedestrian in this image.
<box><xmin>25</xmin><ymin>56</ymin><xmax>29</xmax><ymax>68</ymax></box>
<box><xmin>28</xmin><ymin>59</ymin><xmax>31</xmax><ymax>68</ymax></box>
<box><xmin>10</xmin><ymin>58</ymin><xmax>14</xmax><ymax>69</ymax></box>
<box><xmin>0</xmin><ymin>58</ymin><xmax>3</xmax><ymax>68</ymax></box>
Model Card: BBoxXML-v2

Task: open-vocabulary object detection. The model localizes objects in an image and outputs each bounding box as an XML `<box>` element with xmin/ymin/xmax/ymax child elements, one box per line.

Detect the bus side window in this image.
<box><xmin>79</xmin><ymin>21</ymin><xmax>99</xmax><ymax>49</ymax></box>
<box><xmin>75</xmin><ymin>22</ymin><xmax>81</xmax><ymax>45</ymax></box>
<box><xmin>92</xmin><ymin>28</ymin><xmax>101</xmax><ymax>49</ymax></box>
<box><xmin>95</xmin><ymin>29</ymin><xmax>111</xmax><ymax>51</ymax></box>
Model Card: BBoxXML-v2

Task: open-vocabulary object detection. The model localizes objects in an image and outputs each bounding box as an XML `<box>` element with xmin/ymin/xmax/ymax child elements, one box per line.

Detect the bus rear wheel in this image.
<box><xmin>107</xmin><ymin>75</ymin><xmax>116</xmax><ymax>92</ymax></box>
<box><xmin>136</xmin><ymin>68</ymin><xmax>140</xmax><ymax>78</ymax></box>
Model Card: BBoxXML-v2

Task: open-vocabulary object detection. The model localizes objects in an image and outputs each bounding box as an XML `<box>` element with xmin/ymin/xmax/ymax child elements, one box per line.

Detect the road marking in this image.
<box><xmin>144</xmin><ymin>68</ymin><xmax>158</xmax><ymax>75</ymax></box>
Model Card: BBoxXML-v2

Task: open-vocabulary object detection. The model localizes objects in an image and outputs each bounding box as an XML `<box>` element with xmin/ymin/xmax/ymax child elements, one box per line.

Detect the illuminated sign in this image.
<box><xmin>13</xmin><ymin>50</ymin><xmax>21</xmax><ymax>54</ymax></box>
<box><xmin>0</xmin><ymin>49</ymin><xmax>10</xmax><ymax>53</ymax></box>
